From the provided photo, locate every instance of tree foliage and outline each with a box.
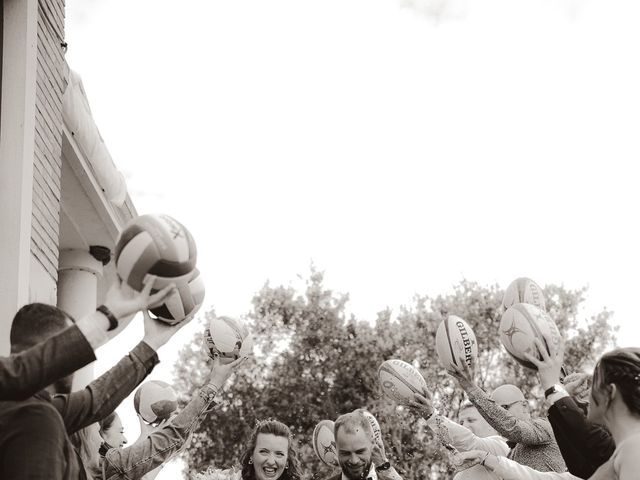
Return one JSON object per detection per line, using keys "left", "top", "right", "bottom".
{"left": 173, "top": 271, "right": 617, "bottom": 479}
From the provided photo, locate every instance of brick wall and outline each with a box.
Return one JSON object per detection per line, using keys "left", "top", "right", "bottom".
{"left": 30, "top": 0, "right": 67, "bottom": 281}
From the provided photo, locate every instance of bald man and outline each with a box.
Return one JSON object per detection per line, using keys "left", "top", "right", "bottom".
{"left": 449, "top": 365, "right": 566, "bottom": 473}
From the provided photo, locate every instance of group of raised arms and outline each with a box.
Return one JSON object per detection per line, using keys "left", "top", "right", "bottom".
{"left": 0, "top": 273, "right": 639, "bottom": 480}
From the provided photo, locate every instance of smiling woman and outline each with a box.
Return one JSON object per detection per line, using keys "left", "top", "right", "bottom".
{"left": 238, "top": 420, "right": 303, "bottom": 480}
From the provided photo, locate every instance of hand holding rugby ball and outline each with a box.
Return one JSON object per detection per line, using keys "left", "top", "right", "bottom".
{"left": 378, "top": 359, "right": 428, "bottom": 406}
{"left": 435, "top": 315, "right": 478, "bottom": 372}
{"left": 500, "top": 303, "right": 561, "bottom": 370}
{"left": 203, "top": 316, "right": 254, "bottom": 364}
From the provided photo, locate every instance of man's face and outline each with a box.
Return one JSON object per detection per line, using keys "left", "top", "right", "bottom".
{"left": 502, "top": 400, "right": 530, "bottom": 421}
{"left": 336, "top": 427, "right": 373, "bottom": 480}
{"left": 459, "top": 406, "right": 496, "bottom": 438}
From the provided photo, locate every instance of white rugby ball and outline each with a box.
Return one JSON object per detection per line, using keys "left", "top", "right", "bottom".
{"left": 500, "top": 303, "right": 561, "bottom": 370}
{"left": 435, "top": 315, "right": 478, "bottom": 371}
{"left": 312, "top": 420, "right": 339, "bottom": 467}
{"left": 378, "top": 359, "right": 428, "bottom": 405}
{"left": 360, "top": 410, "right": 382, "bottom": 447}
{"left": 502, "top": 277, "right": 546, "bottom": 312}
{"left": 203, "top": 316, "right": 253, "bottom": 364}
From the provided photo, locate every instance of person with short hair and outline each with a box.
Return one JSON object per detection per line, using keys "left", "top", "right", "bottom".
{"left": 0, "top": 278, "right": 184, "bottom": 480}
{"left": 322, "top": 410, "right": 402, "bottom": 480}
{"left": 0, "top": 278, "right": 173, "bottom": 400}
{"left": 454, "top": 347, "right": 640, "bottom": 480}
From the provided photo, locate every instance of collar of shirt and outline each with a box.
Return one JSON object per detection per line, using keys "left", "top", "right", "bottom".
{"left": 341, "top": 464, "right": 377, "bottom": 480}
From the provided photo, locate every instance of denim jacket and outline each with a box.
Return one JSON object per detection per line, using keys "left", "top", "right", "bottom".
{"left": 101, "top": 384, "right": 220, "bottom": 480}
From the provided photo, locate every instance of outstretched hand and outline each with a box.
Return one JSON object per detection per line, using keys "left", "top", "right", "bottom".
{"left": 104, "top": 276, "right": 176, "bottom": 322}
{"left": 208, "top": 355, "right": 247, "bottom": 390}
{"left": 407, "top": 389, "right": 435, "bottom": 420}
{"left": 447, "top": 357, "right": 476, "bottom": 391}
{"left": 564, "top": 372, "right": 591, "bottom": 401}
{"left": 523, "top": 336, "right": 564, "bottom": 390}
{"left": 135, "top": 413, "right": 174, "bottom": 443}
{"left": 452, "top": 450, "right": 489, "bottom": 470}
{"left": 371, "top": 438, "right": 388, "bottom": 467}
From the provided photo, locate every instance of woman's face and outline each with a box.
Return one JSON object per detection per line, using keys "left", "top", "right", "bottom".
{"left": 101, "top": 414, "right": 127, "bottom": 448}
{"left": 251, "top": 433, "right": 289, "bottom": 480}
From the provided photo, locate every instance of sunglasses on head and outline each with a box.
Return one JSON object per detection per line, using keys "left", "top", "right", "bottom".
{"left": 500, "top": 400, "right": 527, "bottom": 410}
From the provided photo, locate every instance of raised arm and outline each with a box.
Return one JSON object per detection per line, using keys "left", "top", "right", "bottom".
{"left": 54, "top": 304, "right": 192, "bottom": 434}
{"left": 407, "top": 392, "right": 509, "bottom": 455}
{"left": 0, "top": 325, "right": 94, "bottom": 401}
{"left": 102, "top": 357, "right": 245, "bottom": 480}
{"left": 426, "top": 414, "right": 509, "bottom": 455}
{"left": 0, "top": 278, "right": 174, "bottom": 401}
{"left": 447, "top": 357, "right": 554, "bottom": 446}
{"left": 464, "top": 385, "right": 554, "bottom": 445}
{"left": 455, "top": 451, "right": 579, "bottom": 480}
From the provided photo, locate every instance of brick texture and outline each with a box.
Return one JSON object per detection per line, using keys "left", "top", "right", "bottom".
{"left": 31, "top": 0, "right": 67, "bottom": 281}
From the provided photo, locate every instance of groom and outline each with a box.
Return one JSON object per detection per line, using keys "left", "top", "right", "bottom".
{"left": 323, "top": 410, "right": 402, "bottom": 480}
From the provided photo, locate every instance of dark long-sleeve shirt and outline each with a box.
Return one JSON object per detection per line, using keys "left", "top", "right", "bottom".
{"left": 547, "top": 396, "right": 615, "bottom": 478}
{"left": 0, "top": 341, "right": 158, "bottom": 480}
{"left": 51, "top": 341, "right": 159, "bottom": 434}
{"left": 0, "top": 325, "right": 95, "bottom": 401}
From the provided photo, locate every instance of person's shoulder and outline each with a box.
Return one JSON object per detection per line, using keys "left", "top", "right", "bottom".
{"left": 532, "top": 416, "right": 553, "bottom": 429}
{"left": 615, "top": 432, "right": 640, "bottom": 457}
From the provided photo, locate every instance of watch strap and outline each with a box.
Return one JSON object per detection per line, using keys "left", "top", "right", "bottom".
{"left": 97, "top": 304, "right": 119, "bottom": 331}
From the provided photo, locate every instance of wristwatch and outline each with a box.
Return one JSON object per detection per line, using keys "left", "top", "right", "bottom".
{"left": 544, "top": 384, "right": 567, "bottom": 398}
{"left": 375, "top": 461, "right": 391, "bottom": 472}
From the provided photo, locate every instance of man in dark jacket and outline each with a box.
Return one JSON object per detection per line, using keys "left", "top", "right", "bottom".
{"left": 525, "top": 336, "right": 616, "bottom": 478}
{"left": 0, "top": 278, "right": 179, "bottom": 479}
{"left": 0, "top": 278, "right": 174, "bottom": 400}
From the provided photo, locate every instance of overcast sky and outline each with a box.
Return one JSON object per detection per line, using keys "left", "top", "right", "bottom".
{"left": 65, "top": 0, "right": 640, "bottom": 477}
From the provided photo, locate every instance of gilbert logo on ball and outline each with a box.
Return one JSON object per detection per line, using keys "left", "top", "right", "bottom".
{"left": 134, "top": 380, "right": 178, "bottom": 424}
{"left": 312, "top": 420, "right": 339, "bottom": 467}
{"left": 500, "top": 303, "right": 561, "bottom": 370}
{"left": 378, "top": 359, "right": 428, "bottom": 405}
{"left": 502, "top": 277, "right": 546, "bottom": 312}
{"left": 203, "top": 316, "right": 254, "bottom": 364}
{"left": 148, "top": 268, "right": 205, "bottom": 325}
{"left": 115, "top": 214, "right": 197, "bottom": 292}
{"left": 435, "top": 315, "right": 478, "bottom": 371}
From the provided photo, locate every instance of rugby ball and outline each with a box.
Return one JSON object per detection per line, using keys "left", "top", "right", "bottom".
{"left": 502, "top": 277, "right": 546, "bottom": 312}
{"left": 378, "top": 359, "right": 428, "bottom": 405}
{"left": 115, "top": 214, "right": 197, "bottom": 292}
{"left": 312, "top": 420, "right": 339, "bottom": 467}
{"left": 134, "top": 380, "right": 178, "bottom": 424}
{"left": 435, "top": 315, "right": 478, "bottom": 371}
{"left": 360, "top": 410, "right": 382, "bottom": 447}
{"left": 500, "top": 303, "right": 561, "bottom": 370}
{"left": 203, "top": 316, "right": 253, "bottom": 364}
